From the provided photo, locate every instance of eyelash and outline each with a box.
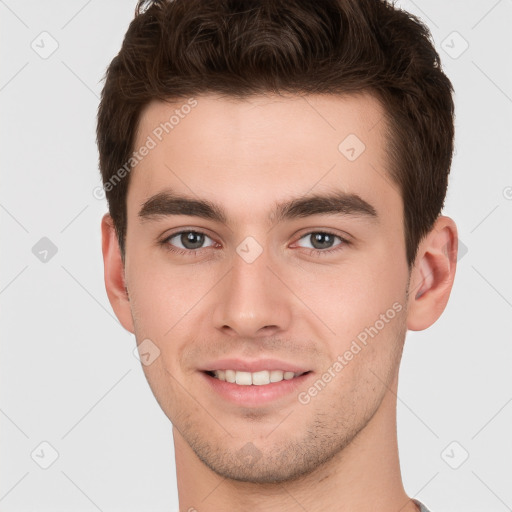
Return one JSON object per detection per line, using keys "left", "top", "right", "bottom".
{"left": 159, "top": 229, "right": 350, "bottom": 258}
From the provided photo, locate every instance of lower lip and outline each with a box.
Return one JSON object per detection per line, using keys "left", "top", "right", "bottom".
{"left": 201, "top": 371, "right": 313, "bottom": 407}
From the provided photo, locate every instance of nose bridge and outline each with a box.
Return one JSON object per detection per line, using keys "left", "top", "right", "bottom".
{"left": 212, "top": 237, "right": 292, "bottom": 337}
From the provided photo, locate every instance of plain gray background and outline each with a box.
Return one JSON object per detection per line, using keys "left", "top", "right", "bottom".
{"left": 1, "top": 1, "right": 511, "bottom": 510}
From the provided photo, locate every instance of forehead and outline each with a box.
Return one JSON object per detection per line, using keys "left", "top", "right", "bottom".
{"left": 128, "top": 92, "right": 400, "bottom": 225}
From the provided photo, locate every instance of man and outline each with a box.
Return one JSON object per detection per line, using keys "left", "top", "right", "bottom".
{"left": 97, "top": 1, "right": 458, "bottom": 510}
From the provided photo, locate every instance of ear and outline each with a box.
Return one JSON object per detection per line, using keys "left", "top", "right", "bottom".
{"left": 101, "top": 213, "right": 134, "bottom": 333}
{"left": 406, "top": 215, "right": 458, "bottom": 331}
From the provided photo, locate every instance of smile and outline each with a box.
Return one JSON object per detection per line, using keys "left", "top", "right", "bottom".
{"left": 206, "top": 369, "right": 309, "bottom": 385}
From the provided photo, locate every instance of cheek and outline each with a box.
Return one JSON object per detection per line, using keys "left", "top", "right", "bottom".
{"left": 125, "top": 267, "right": 179, "bottom": 347}
{"left": 294, "top": 260, "right": 407, "bottom": 355}
{"left": 126, "top": 257, "right": 219, "bottom": 366}
{"left": 128, "top": 254, "right": 207, "bottom": 322}
{"left": 294, "top": 264, "right": 385, "bottom": 321}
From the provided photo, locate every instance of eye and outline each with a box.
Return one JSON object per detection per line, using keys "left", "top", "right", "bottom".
{"left": 295, "top": 231, "right": 347, "bottom": 254}
{"left": 163, "top": 230, "right": 216, "bottom": 252}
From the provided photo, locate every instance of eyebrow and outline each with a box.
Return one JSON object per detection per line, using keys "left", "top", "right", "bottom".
{"left": 138, "top": 189, "right": 378, "bottom": 225}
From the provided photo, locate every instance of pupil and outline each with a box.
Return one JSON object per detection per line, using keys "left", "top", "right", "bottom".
{"left": 312, "top": 233, "right": 333, "bottom": 250}
{"left": 182, "top": 231, "right": 204, "bottom": 249}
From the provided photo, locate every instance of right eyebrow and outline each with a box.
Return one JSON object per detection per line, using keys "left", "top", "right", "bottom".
{"left": 138, "top": 191, "right": 227, "bottom": 224}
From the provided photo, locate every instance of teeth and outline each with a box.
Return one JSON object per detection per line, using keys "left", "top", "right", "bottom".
{"left": 270, "top": 370, "right": 284, "bottom": 382}
{"left": 252, "top": 370, "right": 270, "bottom": 386}
{"left": 211, "top": 369, "right": 304, "bottom": 385}
{"left": 235, "top": 371, "right": 252, "bottom": 385}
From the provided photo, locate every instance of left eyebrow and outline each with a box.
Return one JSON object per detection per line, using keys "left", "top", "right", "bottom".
{"left": 138, "top": 189, "right": 378, "bottom": 225}
{"left": 271, "top": 191, "right": 378, "bottom": 224}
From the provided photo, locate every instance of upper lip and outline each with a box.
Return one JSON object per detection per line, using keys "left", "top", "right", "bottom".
{"left": 201, "top": 358, "right": 310, "bottom": 374}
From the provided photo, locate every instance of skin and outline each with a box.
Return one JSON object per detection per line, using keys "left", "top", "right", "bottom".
{"left": 101, "top": 93, "right": 458, "bottom": 512}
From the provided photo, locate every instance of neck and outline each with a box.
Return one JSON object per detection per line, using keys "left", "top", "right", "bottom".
{"left": 173, "top": 371, "right": 418, "bottom": 512}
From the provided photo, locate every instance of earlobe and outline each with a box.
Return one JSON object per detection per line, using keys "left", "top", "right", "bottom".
{"left": 406, "top": 216, "right": 458, "bottom": 331}
{"left": 101, "top": 213, "right": 135, "bottom": 333}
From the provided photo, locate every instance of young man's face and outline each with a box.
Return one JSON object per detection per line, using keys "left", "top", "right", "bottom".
{"left": 109, "top": 93, "right": 415, "bottom": 482}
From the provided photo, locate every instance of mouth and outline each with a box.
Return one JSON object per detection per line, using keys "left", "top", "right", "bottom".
{"left": 201, "top": 368, "right": 314, "bottom": 407}
{"left": 204, "top": 369, "right": 311, "bottom": 386}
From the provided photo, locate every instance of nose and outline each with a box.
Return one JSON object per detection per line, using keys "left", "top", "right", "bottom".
{"left": 212, "top": 245, "right": 293, "bottom": 339}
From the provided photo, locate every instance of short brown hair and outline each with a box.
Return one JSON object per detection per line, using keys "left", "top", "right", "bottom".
{"left": 96, "top": 0, "right": 454, "bottom": 266}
